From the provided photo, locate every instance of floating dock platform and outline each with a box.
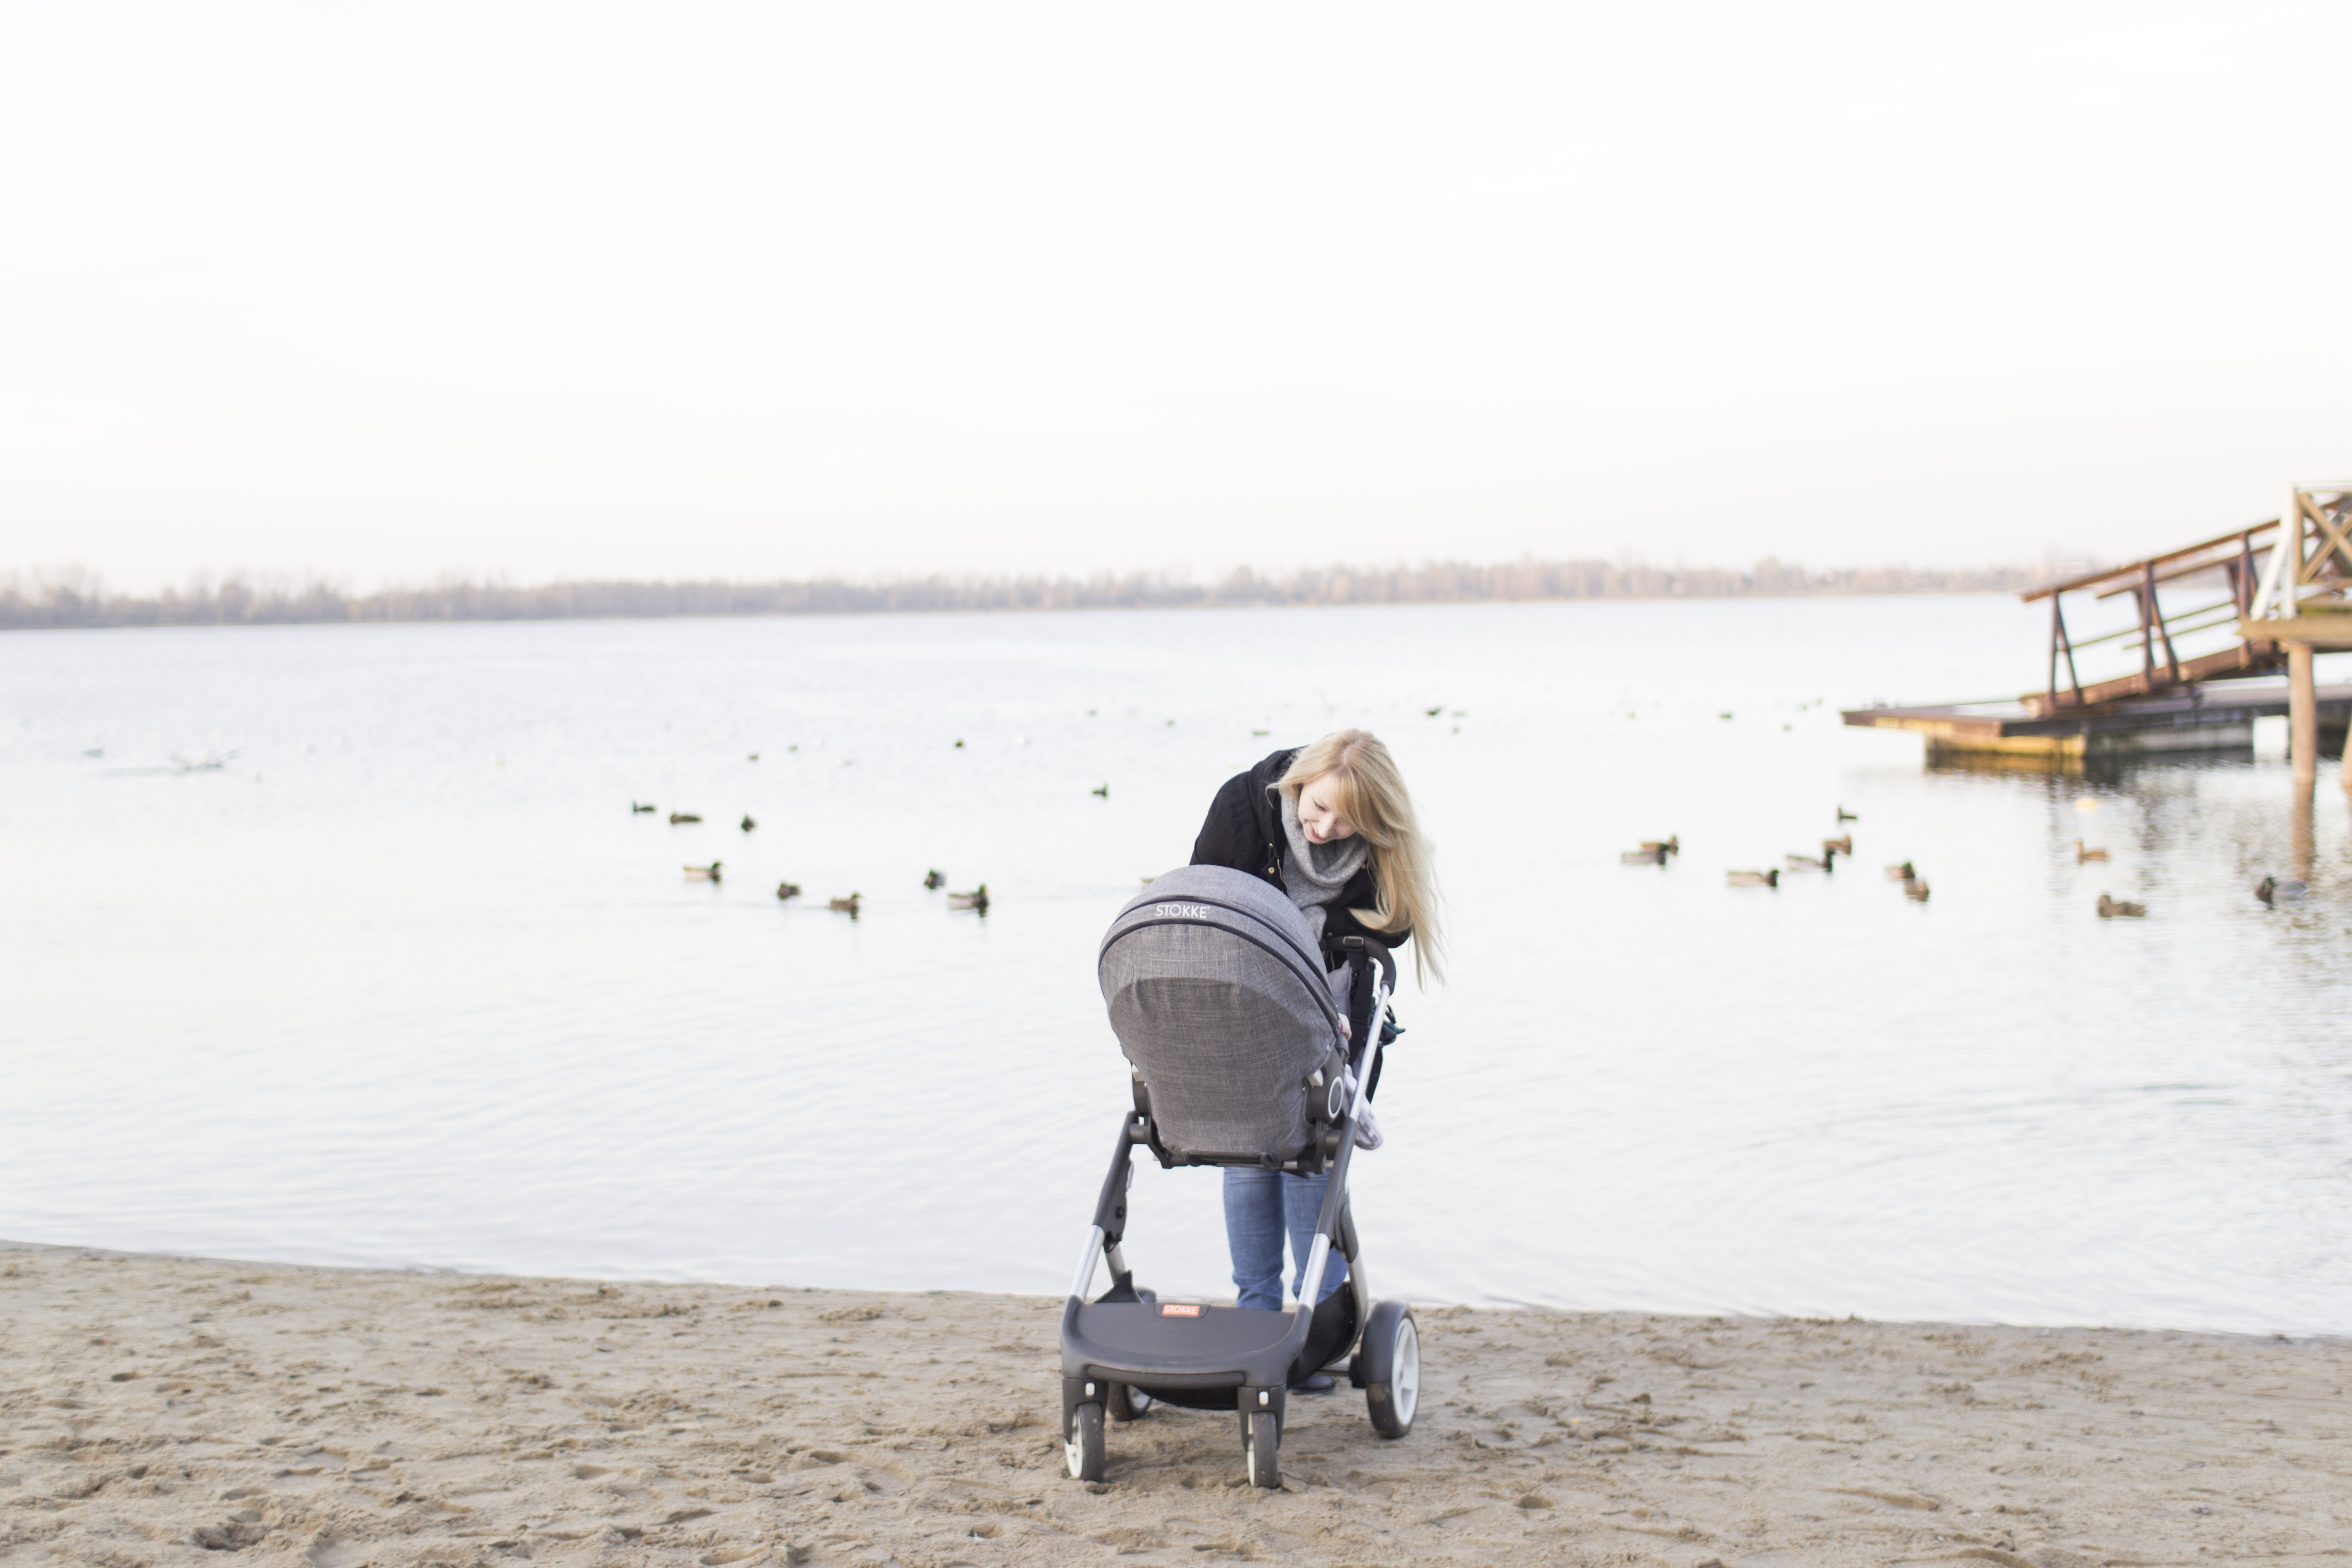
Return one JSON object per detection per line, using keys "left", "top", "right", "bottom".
{"left": 1844, "top": 680, "right": 2352, "bottom": 764}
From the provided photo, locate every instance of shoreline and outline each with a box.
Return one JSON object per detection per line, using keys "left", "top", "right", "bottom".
{"left": 4, "top": 1242, "right": 2344, "bottom": 1567}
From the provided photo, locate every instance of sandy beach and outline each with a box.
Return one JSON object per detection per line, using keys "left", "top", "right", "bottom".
{"left": 3, "top": 1244, "right": 2344, "bottom": 1568}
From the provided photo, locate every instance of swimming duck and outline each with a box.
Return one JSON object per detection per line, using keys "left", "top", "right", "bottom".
{"left": 1905, "top": 878, "right": 1930, "bottom": 902}
{"left": 1885, "top": 861, "right": 1916, "bottom": 881}
{"left": 829, "top": 893, "right": 862, "bottom": 915}
{"left": 1091, "top": 783, "right": 1109, "bottom": 799}
{"left": 1728, "top": 869, "right": 1779, "bottom": 887}
{"left": 2096, "top": 894, "right": 2145, "bottom": 918}
{"left": 2076, "top": 840, "right": 2109, "bottom": 863}
{"left": 1622, "top": 847, "right": 1667, "bottom": 865}
{"left": 1837, "top": 805, "right": 1859, "bottom": 822}
{"left": 631, "top": 801, "right": 656, "bottom": 813}
{"left": 684, "top": 862, "right": 722, "bottom": 882}
{"left": 1426, "top": 706, "right": 1443, "bottom": 717}
{"left": 1639, "top": 836, "right": 1681, "bottom": 856}
{"left": 776, "top": 881, "right": 802, "bottom": 901}
{"left": 1785, "top": 852, "right": 1833, "bottom": 871}
{"left": 740, "top": 814, "right": 757, "bottom": 832}
{"left": 2254, "top": 876, "right": 2308, "bottom": 906}
{"left": 947, "top": 884, "right": 990, "bottom": 911}
{"left": 1823, "top": 834, "right": 1852, "bottom": 856}
{"left": 748, "top": 752, "right": 759, "bottom": 762}
{"left": 669, "top": 811, "right": 701, "bottom": 825}
{"left": 923, "top": 869, "right": 946, "bottom": 890}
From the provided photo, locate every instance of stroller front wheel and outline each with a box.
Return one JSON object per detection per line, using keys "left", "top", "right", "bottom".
{"left": 1106, "top": 1382, "right": 1152, "bottom": 1422}
{"left": 1244, "top": 1410, "right": 1281, "bottom": 1489}
{"left": 1065, "top": 1402, "right": 1106, "bottom": 1482}
{"left": 1357, "top": 1302, "right": 1420, "bottom": 1438}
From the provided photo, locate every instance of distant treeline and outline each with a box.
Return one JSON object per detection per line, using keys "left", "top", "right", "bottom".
{"left": 0, "top": 558, "right": 2049, "bottom": 631}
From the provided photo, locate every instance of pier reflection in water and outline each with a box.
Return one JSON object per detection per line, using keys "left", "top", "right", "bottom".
{"left": 0, "top": 598, "right": 2347, "bottom": 1334}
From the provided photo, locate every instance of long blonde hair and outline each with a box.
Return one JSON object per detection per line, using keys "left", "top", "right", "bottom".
{"left": 1278, "top": 730, "right": 1446, "bottom": 987}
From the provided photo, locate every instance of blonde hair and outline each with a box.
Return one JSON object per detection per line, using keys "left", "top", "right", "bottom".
{"left": 1278, "top": 730, "right": 1446, "bottom": 987}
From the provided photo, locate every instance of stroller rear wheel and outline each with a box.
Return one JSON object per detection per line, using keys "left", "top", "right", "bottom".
{"left": 1064, "top": 1402, "right": 1105, "bottom": 1481}
{"left": 1355, "top": 1302, "right": 1420, "bottom": 1438}
{"left": 1105, "top": 1382, "right": 1153, "bottom": 1422}
{"left": 1243, "top": 1410, "right": 1281, "bottom": 1489}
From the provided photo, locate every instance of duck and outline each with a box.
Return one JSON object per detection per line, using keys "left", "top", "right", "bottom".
{"left": 1091, "top": 783, "right": 1110, "bottom": 799}
{"left": 684, "top": 862, "right": 723, "bottom": 882}
{"left": 1425, "top": 706, "right": 1444, "bottom": 717}
{"left": 776, "top": 881, "right": 802, "bottom": 901}
{"left": 1785, "top": 852, "right": 1833, "bottom": 871}
{"left": 1622, "top": 846, "right": 1667, "bottom": 865}
{"left": 947, "top": 884, "right": 990, "bottom": 911}
{"left": 923, "top": 869, "right": 946, "bottom": 890}
{"left": 2096, "top": 894, "right": 2146, "bottom": 918}
{"left": 748, "top": 752, "right": 760, "bottom": 762}
{"left": 631, "top": 801, "right": 656, "bottom": 813}
{"left": 1905, "top": 878, "right": 1930, "bottom": 902}
{"left": 669, "top": 811, "right": 701, "bottom": 825}
{"left": 1639, "top": 836, "right": 1681, "bottom": 856}
{"left": 2076, "top": 840, "right": 2110, "bottom": 863}
{"left": 1837, "top": 805, "right": 1860, "bottom": 822}
{"left": 1885, "top": 861, "right": 1916, "bottom": 881}
{"left": 2254, "top": 876, "right": 2308, "bottom": 906}
{"left": 829, "top": 893, "right": 862, "bottom": 915}
{"left": 1823, "top": 834, "right": 1852, "bottom": 856}
{"left": 740, "top": 814, "right": 757, "bottom": 833}
{"left": 1728, "top": 869, "right": 1779, "bottom": 887}
{"left": 953, "top": 739, "right": 965, "bottom": 749}
{"left": 1251, "top": 728, "right": 1270, "bottom": 736}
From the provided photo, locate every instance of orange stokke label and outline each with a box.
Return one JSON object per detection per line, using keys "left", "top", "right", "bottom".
{"left": 1159, "top": 1303, "right": 1202, "bottom": 1317}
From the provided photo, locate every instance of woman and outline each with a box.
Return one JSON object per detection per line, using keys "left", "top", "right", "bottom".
{"left": 1190, "top": 729, "right": 1444, "bottom": 1353}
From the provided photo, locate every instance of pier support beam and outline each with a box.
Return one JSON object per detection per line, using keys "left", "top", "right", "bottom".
{"left": 2288, "top": 643, "right": 2317, "bottom": 784}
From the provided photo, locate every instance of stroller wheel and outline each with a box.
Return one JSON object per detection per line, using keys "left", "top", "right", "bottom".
{"left": 1356, "top": 1302, "right": 1420, "bottom": 1438}
{"left": 1105, "top": 1382, "right": 1153, "bottom": 1422}
{"left": 1244, "top": 1409, "right": 1281, "bottom": 1489}
{"left": 1064, "top": 1402, "right": 1106, "bottom": 1482}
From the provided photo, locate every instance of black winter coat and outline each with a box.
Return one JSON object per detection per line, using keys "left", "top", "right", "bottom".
{"left": 1189, "top": 747, "right": 1410, "bottom": 965}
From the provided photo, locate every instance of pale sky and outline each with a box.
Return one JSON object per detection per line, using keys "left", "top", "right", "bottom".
{"left": 5, "top": 1, "right": 2350, "bottom": 593}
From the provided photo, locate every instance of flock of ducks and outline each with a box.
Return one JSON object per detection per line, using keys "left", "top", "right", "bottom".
{"left": 1623, "top": 808, "right": 1927, "bottom": 899}
{"left": 1627, "top": 814, "right": 2308, "bottom": 921}
{"left": 642, "top": 804, "right": 989, "bottom": 919}
{"left": 1618, "top": 805, "right": 2203, "bottom": 913}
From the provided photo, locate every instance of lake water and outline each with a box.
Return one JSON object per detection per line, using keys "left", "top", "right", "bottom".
{"left": 4, "top": 598, "right": 2348, "bottom": 1336}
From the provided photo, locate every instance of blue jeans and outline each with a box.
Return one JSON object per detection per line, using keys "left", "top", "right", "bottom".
{"left": 1223, "top": 1167, "right": 1350, "bottom": 1310}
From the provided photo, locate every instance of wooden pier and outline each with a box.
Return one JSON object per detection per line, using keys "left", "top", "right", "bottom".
{"left": 1844, "top": 484, "right": 2352, "bottom": 777}
{"left": 1846, "top": 682, "right": 2352, "bottom": 765}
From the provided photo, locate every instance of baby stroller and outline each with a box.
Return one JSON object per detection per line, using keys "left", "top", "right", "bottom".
{"left": 1058, "top": 864, "right": 1421, "bottom": 1489}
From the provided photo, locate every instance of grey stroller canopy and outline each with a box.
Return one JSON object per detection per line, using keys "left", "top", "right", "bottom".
{"left": 1097, "top": 865, "right": 1352, "bottom": 1168}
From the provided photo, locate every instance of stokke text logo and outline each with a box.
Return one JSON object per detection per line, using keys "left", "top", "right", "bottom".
{"left": 1160, "top": 904, "right": 1217, "bottom": 920}
{"left": 1159, "top": 1303, "right": 1202, "bottom": 1317}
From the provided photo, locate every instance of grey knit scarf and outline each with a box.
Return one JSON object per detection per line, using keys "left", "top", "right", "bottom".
{"left": 1278, "top": 788, "right": 1371, "bottom": 940}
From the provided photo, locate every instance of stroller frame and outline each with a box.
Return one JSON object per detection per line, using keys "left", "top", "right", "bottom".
{"left": 1059, "top": 931, "right": 1421, "bottom": 1489}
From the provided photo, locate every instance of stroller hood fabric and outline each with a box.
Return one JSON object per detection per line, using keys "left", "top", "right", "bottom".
{"left": 1098, "top": 865, "right": 1347, "bottom": 1162}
